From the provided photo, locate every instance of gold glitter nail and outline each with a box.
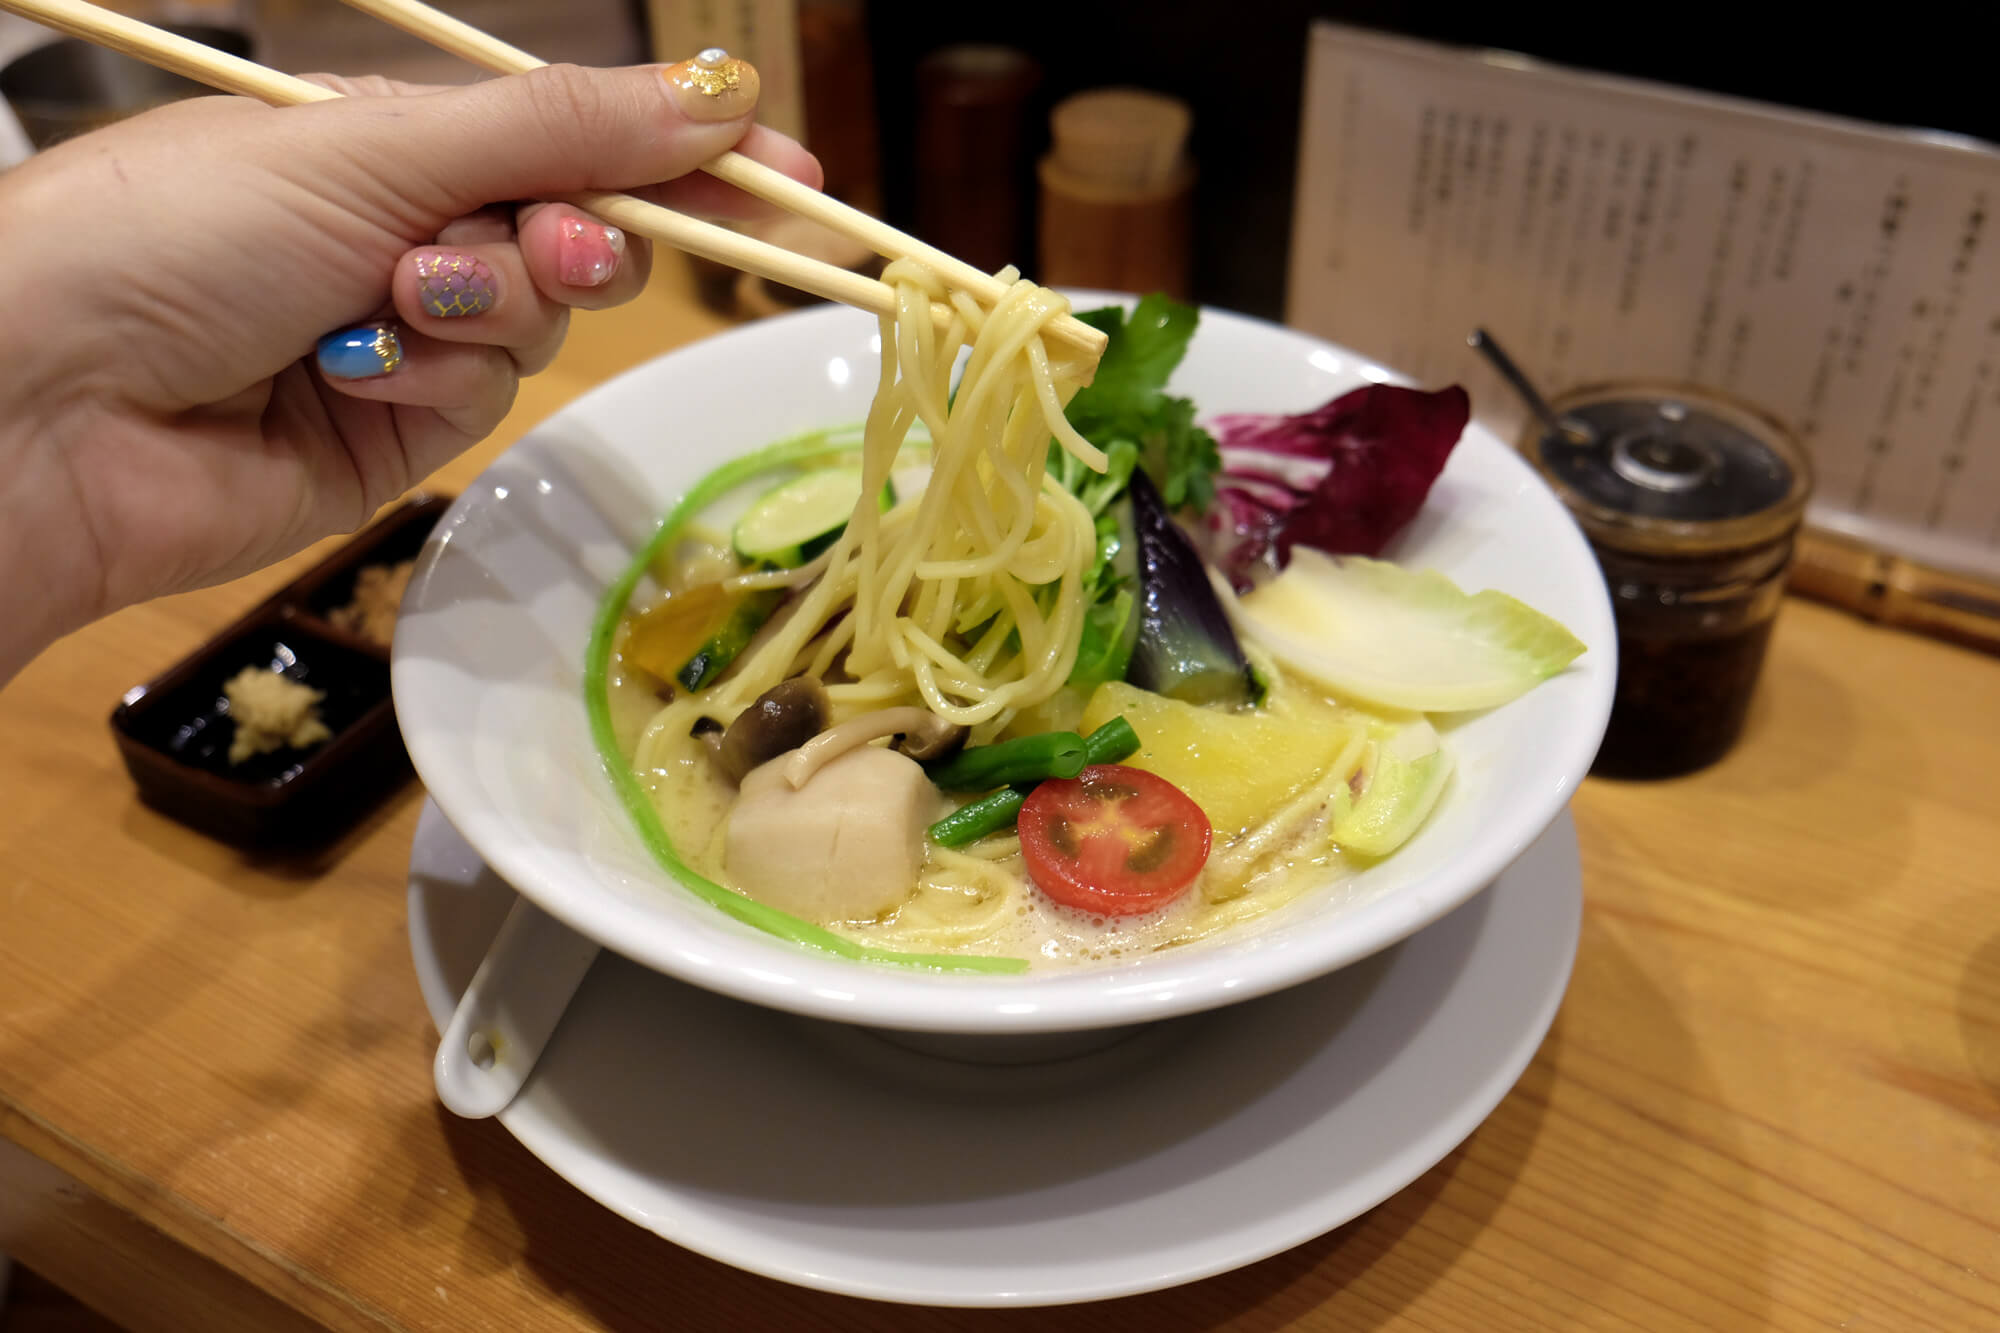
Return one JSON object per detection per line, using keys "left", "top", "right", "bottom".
{"left": 373, "top": 326, "right": 403, "bottom": 374}
{"left": 681, "top": 60, "right": 743, "bottom": 96}
{"left": 663, "top": 51, "right": 759, "bottom": 117}
{"left": 416, "top": 250, "right": 497, "bottom": 319}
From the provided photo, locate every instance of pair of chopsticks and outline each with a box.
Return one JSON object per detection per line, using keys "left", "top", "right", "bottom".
{"left": 0, "top": 0, "right": 1109, "bottom": 361}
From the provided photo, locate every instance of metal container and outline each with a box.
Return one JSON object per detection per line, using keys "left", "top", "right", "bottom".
{"left": 0, "top": 26, "right": 251, "bottom": 151}
{"left": 1522, "top": 381, "right": 1813, "bottom": 779}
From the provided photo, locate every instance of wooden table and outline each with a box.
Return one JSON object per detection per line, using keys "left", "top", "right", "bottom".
{"left": 3, "top": 262, "right": 1996, "bottom": 1332}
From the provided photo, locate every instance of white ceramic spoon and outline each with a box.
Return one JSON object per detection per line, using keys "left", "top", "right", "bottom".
{"left": 433, "top": 897, "right": 600, "bottom": 1119}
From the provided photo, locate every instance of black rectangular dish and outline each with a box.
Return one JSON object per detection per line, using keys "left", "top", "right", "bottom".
{"left": 110, "top": 493, "right": 451, "bottom": 848}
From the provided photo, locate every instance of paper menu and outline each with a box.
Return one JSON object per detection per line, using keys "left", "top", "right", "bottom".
{"left": 1287, "top": 22, "right": 2000, "bottom": 578}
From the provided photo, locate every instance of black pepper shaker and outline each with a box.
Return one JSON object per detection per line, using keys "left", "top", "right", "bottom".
{"left": 1522, "top": 382, "right": 1813, "bottom": 779}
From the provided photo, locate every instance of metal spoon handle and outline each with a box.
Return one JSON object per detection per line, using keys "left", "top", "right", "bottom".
{"left": 1467, "top": 328, "right": 1591, "bottom": 444}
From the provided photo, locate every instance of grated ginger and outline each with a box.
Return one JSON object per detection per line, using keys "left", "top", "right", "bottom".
{"left": 223, "top": 667, "right": 332, "bottom": 765}
{"left": 328, "top": 560, "right": 415, "bottom": 647}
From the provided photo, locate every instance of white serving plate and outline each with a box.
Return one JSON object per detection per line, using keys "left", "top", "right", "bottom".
{"left": 408, "top": 799, "right": 1582, "bottom": 1305}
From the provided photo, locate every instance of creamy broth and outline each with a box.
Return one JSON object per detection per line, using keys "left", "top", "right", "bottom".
{"left": 609, "top": 633, "right": 1373, "bottom": 967}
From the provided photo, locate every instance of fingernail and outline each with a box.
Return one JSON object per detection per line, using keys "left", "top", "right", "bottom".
{"left": 559, "top": 217, "right": 626, "bottom": 288}
{"left": 415, "top": 250, "right": 496, "bottom": 318}
{"left": 662, "top": 48, "right": 759, "bottom": 121}
{"left": 317, "top": 323, "right": 403, "bottom": 379}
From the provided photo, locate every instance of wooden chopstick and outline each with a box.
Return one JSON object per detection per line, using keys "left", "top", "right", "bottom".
{"left": 0, "top": 0, "right": 1031, "bottom": 347}
{"left": 0, "top": 0, "right": 339, "bottom": 108}
{"left": 333, "top": 0, "right": 1109, "bottom": 361}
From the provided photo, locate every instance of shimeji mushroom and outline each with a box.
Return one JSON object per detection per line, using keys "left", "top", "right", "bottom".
{"left": 717, "top": 677, "right": 831, "bottom": 781}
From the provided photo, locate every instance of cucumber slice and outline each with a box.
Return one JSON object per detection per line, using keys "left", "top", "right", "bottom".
{"left": 676, "top": 588, "right": 784, "bottom": 692}
{"left": 733, "top": 467, "right": 891, "bottom": 567}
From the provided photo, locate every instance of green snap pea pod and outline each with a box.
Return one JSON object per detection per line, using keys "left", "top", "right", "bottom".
{"left": 927, "top": 716, "right": 1142, "bottom": 847}
{"left": 924, "top": 731, "right": 1088, "bottom": 791}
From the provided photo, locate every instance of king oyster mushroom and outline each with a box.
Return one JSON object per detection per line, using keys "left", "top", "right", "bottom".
{"left": 723, "top": 705, "right": 957, "bottom": 923}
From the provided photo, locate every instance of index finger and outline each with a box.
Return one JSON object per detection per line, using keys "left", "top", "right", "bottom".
{"left": 589, "top": 124, "right": 825, "bottom": 222}
{"left": 296, "top": 72, "right": 458, "bottom": 98}
{"left": 302, "top": 73, "right": 823, "bottom": 223}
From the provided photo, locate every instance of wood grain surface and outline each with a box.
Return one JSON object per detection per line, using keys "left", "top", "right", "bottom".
{"left": 1, "top": 261, "right": 1995, "bottom": 1332}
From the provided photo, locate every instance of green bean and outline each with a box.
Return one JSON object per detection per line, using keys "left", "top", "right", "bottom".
{"left": 926, "top": 716, "right": 1142, "bottom": 846}
{"left": 1079, "top": 715, "right": 1140, "bottom": 766}
{"left": 924, "top": 731, "right": 1088, "bottom": 790}
{"left": 927, "top": 788, "right": 1028, "bottom": 848}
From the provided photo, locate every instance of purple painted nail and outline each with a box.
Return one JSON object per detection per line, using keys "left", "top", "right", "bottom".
{"left": 415, "top": 251, "right": 496, "bottom": 318}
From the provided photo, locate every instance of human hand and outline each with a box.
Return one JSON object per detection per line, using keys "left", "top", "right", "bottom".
{"left": 0, "top": 57, "right": 818, "bottom": 681}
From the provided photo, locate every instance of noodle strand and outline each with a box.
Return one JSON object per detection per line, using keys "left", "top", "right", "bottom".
{"left": 706, "top": 262, "right": 1100, "bottom": 725}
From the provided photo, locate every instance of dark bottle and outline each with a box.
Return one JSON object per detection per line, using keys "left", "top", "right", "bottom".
{"left": 1522, "top": 383, "right": 1813, "bottom": 780}
{"left": 913, "top": 45, "right": 1042, "bottom": 277}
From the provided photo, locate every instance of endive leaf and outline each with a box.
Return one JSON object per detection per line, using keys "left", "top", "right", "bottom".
{"left": 1224, "top": 550, "right": 1584, "bottom": 712}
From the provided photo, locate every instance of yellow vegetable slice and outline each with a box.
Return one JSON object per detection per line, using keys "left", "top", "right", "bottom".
{"left": 1080, "top": 676, "right": 1359, "bottom": 840}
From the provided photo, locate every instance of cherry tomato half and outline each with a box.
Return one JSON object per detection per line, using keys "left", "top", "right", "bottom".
{"left": 1018, "top": 764, "right": 1212, "bottom": 916}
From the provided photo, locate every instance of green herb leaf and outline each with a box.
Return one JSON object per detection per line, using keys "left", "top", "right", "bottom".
{"left": 1052, "top": 295, "right": 1221, "bottom": 690}
{"left": 1076, "top": 439, "right": 1138, "bottom": 518}
{"left": 1140, "top": 395, "right": 1222, "bottom": 513}
{"left": 1067, "top": 293, "right": 1201, "bottom": 432}
{"left": 1068, "top": 586, "right": 1136, "bottom": 690}
{"left": 1059, "top": 294, "right": 1219, "bottom": 519}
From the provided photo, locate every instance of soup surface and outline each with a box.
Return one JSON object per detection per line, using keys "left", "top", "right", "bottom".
{"left": 608, "top": 612, "right": 1386, "bottom": 967}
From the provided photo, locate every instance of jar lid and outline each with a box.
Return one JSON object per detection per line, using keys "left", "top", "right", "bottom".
{"left": 1522, "top": 380, "right": 1813, "bottom": 556}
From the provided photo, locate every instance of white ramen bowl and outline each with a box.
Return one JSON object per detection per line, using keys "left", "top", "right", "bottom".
{"left": 393, "top": 297, "right": 1616, "bottom": 1035}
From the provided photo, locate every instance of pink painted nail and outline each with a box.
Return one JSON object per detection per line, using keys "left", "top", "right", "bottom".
{"left": 415, "top": 250, "right": 496, "bottom": 318}
{"left": 558, "top": 218, "right": 625, "bottom": 288}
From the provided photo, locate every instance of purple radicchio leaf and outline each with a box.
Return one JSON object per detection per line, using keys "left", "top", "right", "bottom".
{"left": 1208, "top": 382, "right": 1471, "bottom": 589}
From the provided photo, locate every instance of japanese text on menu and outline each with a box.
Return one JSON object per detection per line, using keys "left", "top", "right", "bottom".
{"left": 1288, "top": 23, "right": 1999, "bottom": 576}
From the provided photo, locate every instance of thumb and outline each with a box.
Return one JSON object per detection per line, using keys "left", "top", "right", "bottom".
{"left": 325, "top": 57, "right": 767, "bottom": 226}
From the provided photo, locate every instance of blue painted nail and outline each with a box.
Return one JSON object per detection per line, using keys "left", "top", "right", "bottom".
{"left": 316, "top": 323, "right": 404, "bottom": 379}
